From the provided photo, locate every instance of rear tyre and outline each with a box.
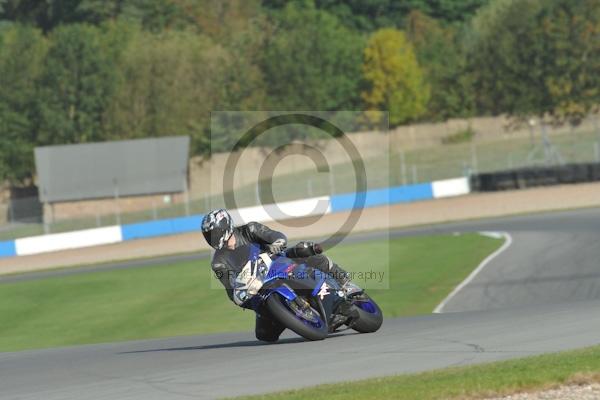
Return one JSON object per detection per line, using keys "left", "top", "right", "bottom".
{"left": 266, "top": 294, "right": 328, "bottom": 341}
{"left": 349, "top": 294, "right": 383, "bottom": 333}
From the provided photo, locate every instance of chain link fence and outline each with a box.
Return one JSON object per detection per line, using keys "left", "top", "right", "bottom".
{"left": 1, "top": 121, "right": 599, "bottom": 241}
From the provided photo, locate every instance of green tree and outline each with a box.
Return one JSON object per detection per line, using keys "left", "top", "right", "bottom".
{"left": 406, "top": 10, "right": 474, "bottom": 120}
{"left": 0, "top": 0, "right": 81, "bottom": 32}
{"left": 263, "top": 0, "right": 492, "bottom": 30}
{"left": 104, "top": 29, "right": 231, "bottom": 154}
{"left": 0, "top": 0, "right": 193, "bottom": 32}
{"left": 362, "top": 28, "right": 429, "bottom": 126}
{"left": 185, "top": 0, "right": 268, "bottom": 111}
{"left": 537, "top": 0, "right": 600, "bottom": 124}
{"left": 36, "top": 23, "right": 125, "bottom": 146}
{"left": 0, "top": 24, "right": 46, "bottom": 183}
{"left": 468, "top": 0, "right": 600, "bottom": 124}
{"left": 261, "top": 2, "right": 364, "bottom": 110}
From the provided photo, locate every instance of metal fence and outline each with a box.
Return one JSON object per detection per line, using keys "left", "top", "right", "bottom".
{"left": 1, "top": 122, "right": 599, "bottom": 241}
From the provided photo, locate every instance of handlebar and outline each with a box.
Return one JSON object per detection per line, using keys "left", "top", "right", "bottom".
{"left": 284, "top": 241, "right": 323, "bottom": 258}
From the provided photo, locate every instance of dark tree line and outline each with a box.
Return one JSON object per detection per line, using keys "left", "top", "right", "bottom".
{"left": 0, "top": 0, "right": 598, "bottom": 184}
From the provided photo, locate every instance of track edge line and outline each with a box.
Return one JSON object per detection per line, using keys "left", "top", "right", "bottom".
{"left": 432, "top": 231, "right": 513, "bottom": 314}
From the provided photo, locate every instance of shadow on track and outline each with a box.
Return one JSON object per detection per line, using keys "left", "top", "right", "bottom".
{"left": 119, "top": 332, "right": 357, "bottom": 355}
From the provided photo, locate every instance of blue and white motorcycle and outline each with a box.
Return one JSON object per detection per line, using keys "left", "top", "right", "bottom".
{"left": 233, "top": 243, "right": 383, "bottom": 341}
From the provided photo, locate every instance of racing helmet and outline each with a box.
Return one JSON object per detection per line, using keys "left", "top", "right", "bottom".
{"left": 201, "top": 209, "right": 234, "bottom": 250}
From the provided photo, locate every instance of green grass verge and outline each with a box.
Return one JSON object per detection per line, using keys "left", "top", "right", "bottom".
{"left": 233, "top": 345, "right": 600, "bottom": 400}
{"left": 0, "top": 233, "right": 501, "bottom": 352}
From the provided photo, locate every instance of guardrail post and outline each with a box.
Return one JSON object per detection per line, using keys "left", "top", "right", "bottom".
{"left": 113, "top": 179, "right": 121, "bottom": 225}
{"left": 400, "top": 151, "right": 407, "bottom": 185}
{"left": 8, "top": 200, "right": 14, "bottom": 224}
{"left": 471, "top": 143, "right": 479, "bottom": 173}
{"left": 182, "top": 172, "right": 190, "bottom": 216}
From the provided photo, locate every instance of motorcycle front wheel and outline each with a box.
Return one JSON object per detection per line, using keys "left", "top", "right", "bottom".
{"left": 266, "top": 293, "right": 328, "bottom": 341}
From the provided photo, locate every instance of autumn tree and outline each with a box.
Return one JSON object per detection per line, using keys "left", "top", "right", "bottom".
{"left": 362, "top": 28, "right": 429, "bottom": 126}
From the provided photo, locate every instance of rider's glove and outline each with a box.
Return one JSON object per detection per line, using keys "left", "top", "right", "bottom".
{"left": 266, "top": 238, "right": 286, "bottom": 255}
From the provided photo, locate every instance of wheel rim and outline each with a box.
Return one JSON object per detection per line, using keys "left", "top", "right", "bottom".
{"left": 354, "top": 299, "right": 379, "bottom": 315}
{"left": 287, "top": 299, "right": 324, "bottom": 329}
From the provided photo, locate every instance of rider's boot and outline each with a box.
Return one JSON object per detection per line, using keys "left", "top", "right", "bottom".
{"left": 329, "top": 262, "right": 363, "bottom": 297}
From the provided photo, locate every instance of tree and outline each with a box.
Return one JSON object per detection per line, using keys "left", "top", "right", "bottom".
{"left": 263, "top": 0, "right": 492, "bottom": 30}
{"left": 0, "top": 0, "right": 81, "bottom": 32}
{"left": 260, "top": 3, "right": 364, "bottom": 111}
{"left": 361, "top": 28, "right": 429, "bottom": 126}
{"left": 184, "top": 0, "right": 268, "bottom": 112}
{"left": 0, "top": 24, "right": 46, "bottom": 183}
{"left": 406, "top": 10, "right": 474, "bottom": 120}
{"left": 468, "top": 0, "right": 600, "bottom": 124}
{"left": 537, "top": 0, "right": 600, "bottom": 124}
{"left": 103, "top": 29, "right": 231, "bottom": 154}
{"left": 36, "top": 23, "right": 124, "bottom": 146}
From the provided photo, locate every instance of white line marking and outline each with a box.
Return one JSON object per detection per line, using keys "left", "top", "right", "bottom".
{"left": 433, "top": 231, "right": 513, "bottom": 314}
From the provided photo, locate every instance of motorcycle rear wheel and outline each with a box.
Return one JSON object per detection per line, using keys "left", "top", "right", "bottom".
{"left": 266, "top": 294, "right": 328, "bottom": 341}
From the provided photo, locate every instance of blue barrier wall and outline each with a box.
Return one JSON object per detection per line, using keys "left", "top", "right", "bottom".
{"left": 121, "top": 215, "right": 203, "bottom": 241}
{"left": 1, "top": 180, "right": 463, "bottom": 259}
{"left": 330, "top": 183, "right": 433, "bottom": 213}
{"left": 0, "top": 240, "right": 16, "bottom": 258}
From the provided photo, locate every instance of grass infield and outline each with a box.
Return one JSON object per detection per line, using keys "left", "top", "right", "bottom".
{"left": 0, "top": 233, "right": 501, "bottom": 352}
{"left": 233, "top": 345, "right": 600, "bottom": 400}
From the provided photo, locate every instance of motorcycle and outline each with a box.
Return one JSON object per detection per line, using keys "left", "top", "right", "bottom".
{"left": 233, "top": 242, "right": 383, "bottom": 341}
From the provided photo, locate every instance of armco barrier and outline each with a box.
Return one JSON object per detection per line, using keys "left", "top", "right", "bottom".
{"left": 1, "top": 177, "right": 470, "bottom": 259}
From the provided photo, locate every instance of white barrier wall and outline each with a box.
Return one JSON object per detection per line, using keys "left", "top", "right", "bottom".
{"left": 15, "top": 226, "right": 123, "bottom": 256}
{"left": 230, "top": 196, "right": 332, "bottom": 225}
{"left": 432, "top": 177, "right": 470, "bottom": 199}
{"left": 6, "top": 179, "right": 471, "bottom": 258}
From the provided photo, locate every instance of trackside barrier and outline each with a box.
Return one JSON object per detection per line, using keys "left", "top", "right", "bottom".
{"left": 0, "top": 177, "right": 470, "bottom": 259}
{"left": 121, "top": 215, "right": 204, "bottom": 241}
{"left": 330, "top": 183, "right": 435, "bottom": 212}
{"left": 14, "top": 226, "right": 123, "bottom": 256}
{"left": 0, "top": 241, "right": 16, "bottom": 258}
{"left": 470, "top": 163, "right": 600, "bottom": 191}
{"left": 432, "top": 177, "right": 471, "bottom": 198}
{"left": 230, "top": 196, "right": 332, "bottom": 224}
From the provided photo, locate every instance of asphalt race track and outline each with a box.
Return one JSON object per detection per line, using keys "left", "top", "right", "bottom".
{"left": 3, "top": 207, "right": 600, "bottom": 399}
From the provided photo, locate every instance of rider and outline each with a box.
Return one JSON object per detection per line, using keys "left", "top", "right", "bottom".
{"left": 201, "top": 208, "right": 361, "bottom": 342}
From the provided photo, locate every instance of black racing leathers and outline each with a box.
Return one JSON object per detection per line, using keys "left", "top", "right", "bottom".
{"left": 210, "top": 221, "right": 350, "bottom": 341}
{"left": 211, "top": 222, "right": 287, "bottom": 303}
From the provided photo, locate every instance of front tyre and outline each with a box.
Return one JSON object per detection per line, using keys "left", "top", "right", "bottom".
{"left": 350, "top": 293, "right": 383, "bottom": 333}
{"left": 266, "top": 294, "right": 328, "bottom": 341}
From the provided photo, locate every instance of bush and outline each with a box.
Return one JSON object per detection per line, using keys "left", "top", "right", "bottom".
{"left": 442, "top": 126, "right": 476, "bottom": 144}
